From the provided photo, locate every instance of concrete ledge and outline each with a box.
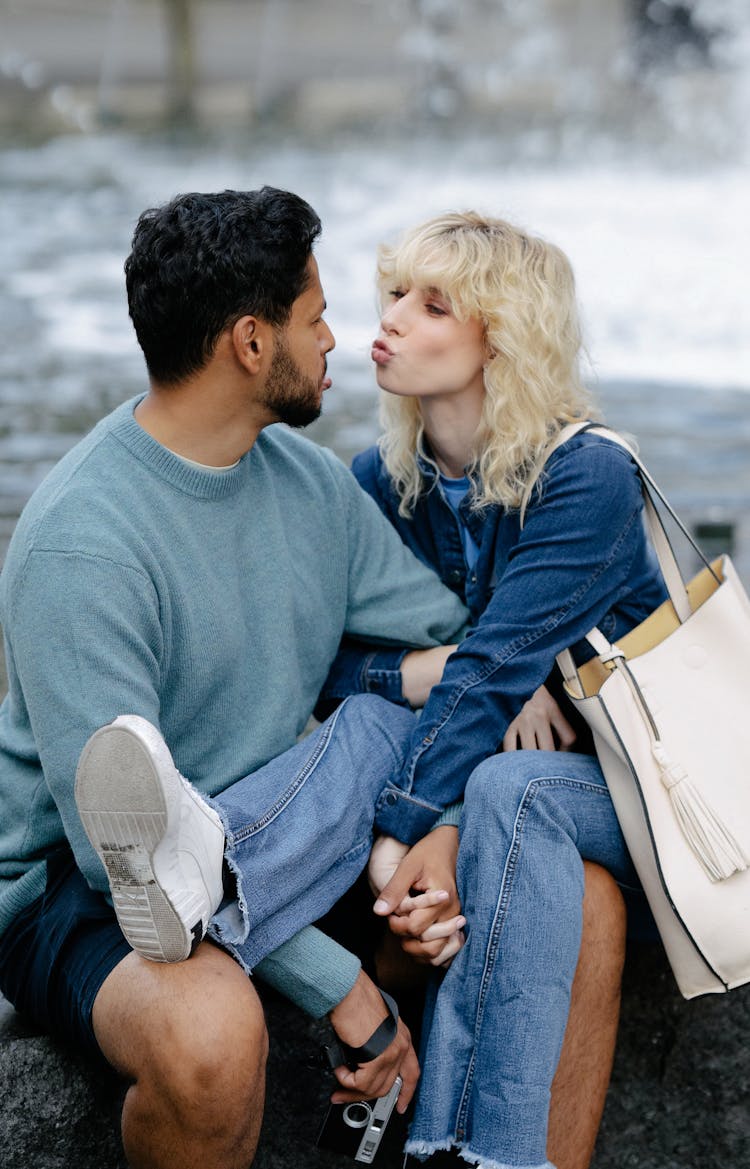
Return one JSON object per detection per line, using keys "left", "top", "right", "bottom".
{"left": 1, "top": 943, "right": 749, "bottom": 1168}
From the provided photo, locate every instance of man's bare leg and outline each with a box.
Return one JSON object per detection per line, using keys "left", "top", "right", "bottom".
{"left": 547, "top": 861, "right": 627, "bottom": 1169}
{"left": 93, "top": 941, "right": 268, "bottom": 1169}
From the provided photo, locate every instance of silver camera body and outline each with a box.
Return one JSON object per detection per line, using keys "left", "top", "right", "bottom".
{"left": 317, "top": 1075, "right": 402, "bottom": 1163}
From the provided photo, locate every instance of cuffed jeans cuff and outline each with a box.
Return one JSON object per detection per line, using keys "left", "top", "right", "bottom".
{"left": 374, "top": 785, "right": 442, "bottom": 842}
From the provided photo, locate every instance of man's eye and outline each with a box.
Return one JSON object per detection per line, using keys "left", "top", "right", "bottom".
{"left": 426, "top": 303, "right": 447, "bottom": 316}
{"left": 388, "top": 289, "right": 405, "bottom": 300}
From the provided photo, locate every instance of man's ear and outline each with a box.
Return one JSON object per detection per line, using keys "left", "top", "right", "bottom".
{"left": 232, "top": 316, "right": 268, "bottom": 374}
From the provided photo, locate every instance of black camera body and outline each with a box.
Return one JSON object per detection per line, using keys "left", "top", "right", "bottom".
{"left": 317, "top": 1075, "right": 402, "bottom": 1163}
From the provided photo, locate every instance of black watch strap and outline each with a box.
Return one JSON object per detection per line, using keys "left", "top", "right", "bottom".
{"left": 323, "top": 989, "right": 399, "bottom": 1072}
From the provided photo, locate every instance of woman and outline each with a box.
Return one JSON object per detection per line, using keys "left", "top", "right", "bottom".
{"left": 321, "top": 212, "right": 666, "bottom": 1169}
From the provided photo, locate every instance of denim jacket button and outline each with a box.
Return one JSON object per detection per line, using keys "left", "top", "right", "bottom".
{"left": 447, "top": 569, "right": 463, "bottom": 585}
{"left": 385, "top": 792, "right": 398, "bottom": 806}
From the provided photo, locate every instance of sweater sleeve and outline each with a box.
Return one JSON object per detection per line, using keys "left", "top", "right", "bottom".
{"left": 8, "top": 548, "right": 166, "bottom": 892}
{"left": 326, "top": 451, "right": 468, "bottom": 650}
{"left": 254, "top": 925, "right": 361, "bottom": 1018}
{"left": 315, "top": 448, "right": 439, "bottom": 713}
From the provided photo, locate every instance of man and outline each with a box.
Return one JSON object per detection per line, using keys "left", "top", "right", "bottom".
{"left": 0, "top": 187, "right": 465, "bottom": 1168}
{"left": 0, "top": 187, "right": 623, "bottom": 1169}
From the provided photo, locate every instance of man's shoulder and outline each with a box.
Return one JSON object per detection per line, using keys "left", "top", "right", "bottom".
{"left": 351, "top": 445, "right": 397, "bottom": 513}
{"left": 3, "top": 401, "right": 141, "bottom": 568}
{"left": 257, "top": 425, "right": 349, "bottom": 488}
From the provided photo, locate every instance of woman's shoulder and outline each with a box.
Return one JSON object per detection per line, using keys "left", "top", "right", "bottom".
{"left": 539, "top": 426, "right": 642, "bottom": 510}
{"left": 547, "top": 426, "right": 638, "bottom": 475}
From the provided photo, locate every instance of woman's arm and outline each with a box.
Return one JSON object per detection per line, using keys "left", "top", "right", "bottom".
{"left": 376, "top": 439, "right": 650, "bottom": 842}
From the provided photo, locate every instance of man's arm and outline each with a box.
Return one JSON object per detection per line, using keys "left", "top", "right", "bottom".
{"left": 324, "top": 449, "right": 467, "bottom": 650}
{"left": 254, "top": 925, "right": 419, "bottom": 1110}
{"left": 8, "top": 548, "right": 165, "bottom": 890}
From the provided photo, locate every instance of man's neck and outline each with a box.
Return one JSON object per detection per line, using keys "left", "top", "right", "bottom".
{"left": 134, "top": 372, "right": 273, "bottom": 468}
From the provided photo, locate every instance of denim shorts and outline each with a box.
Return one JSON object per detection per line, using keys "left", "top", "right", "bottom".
{"left": 0, "top": 848, "right": 130, "bottom": 1061}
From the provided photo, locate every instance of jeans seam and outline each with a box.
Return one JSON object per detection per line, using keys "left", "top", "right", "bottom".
{"left": 455, "top": 773, "right": 612, "bottom": 1134}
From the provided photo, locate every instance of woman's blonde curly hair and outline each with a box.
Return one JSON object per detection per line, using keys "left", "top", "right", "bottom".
{"left": 375, "top": 211, "right": 599, "bottom": 516}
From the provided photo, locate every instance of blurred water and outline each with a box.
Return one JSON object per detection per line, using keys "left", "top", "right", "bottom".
{"left": 0, "top": 129, "right": 748, "bottom": 581}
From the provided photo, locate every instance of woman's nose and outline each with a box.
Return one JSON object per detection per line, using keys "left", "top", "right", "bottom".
{"left": 381, "top": 301, "right": 404, "bottom": 335}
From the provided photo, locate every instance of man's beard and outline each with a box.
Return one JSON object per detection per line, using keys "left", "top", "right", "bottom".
{"left": 262, "top": 335, "right": 323, "bottom": 429}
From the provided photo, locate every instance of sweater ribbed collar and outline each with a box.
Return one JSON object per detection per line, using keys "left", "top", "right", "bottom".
{"left": 107, "top": 396, "right": 251, "bottom": 501}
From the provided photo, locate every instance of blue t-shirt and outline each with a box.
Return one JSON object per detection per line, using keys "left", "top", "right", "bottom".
{"left": 438, "top": 473, "right": 480, "bottom": 570}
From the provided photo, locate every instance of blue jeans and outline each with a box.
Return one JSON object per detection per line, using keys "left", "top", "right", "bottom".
{"left": 406, "top": 751, "right": 640, "bottom": 1169}
{"left": 207, "top": 694, "right": 416, "bottom": 969}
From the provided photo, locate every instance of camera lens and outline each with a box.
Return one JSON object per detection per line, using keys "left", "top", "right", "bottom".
{"left": 342, "top": 1102, "right": 372, "bottom": 1129}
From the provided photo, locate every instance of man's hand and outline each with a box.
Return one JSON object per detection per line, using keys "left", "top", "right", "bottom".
{"left": 400, "top": 644, "right": 458, "bottom": 708}
{"left": 328, "top": 970, "right": 419, "bottom": 1112}
{"left": 373, "top": 827, "right": 465, "bottom": 967}
{"left": 502, "top": 683, "right": 577, "bottom": 752}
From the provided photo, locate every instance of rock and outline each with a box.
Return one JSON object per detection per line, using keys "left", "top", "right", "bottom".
{"left": 2, "top": 942, "right": 748, "bottom": 1169}
{"left": 596, "top": 942, "right": 750, "bottom": 1169}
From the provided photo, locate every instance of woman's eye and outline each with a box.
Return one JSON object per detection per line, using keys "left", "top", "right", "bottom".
{"left": 388, "top": 288, "right": 405, "bottom": 300}
{"left": 426, "top": 302, "right": 447, "bottom": 316}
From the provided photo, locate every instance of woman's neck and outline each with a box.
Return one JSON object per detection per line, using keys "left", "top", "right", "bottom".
{"left": 419, "top": 391, "right": 484, "bottom": 479}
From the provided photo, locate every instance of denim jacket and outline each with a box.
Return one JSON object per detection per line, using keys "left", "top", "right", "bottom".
{"left": 319, "top": 430, "right": 667, "bottom": 843}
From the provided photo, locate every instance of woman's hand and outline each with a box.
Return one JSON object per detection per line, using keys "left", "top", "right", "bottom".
{"left": 328, "top": 969, "right": 419, "bottom": 1112}
{"left": 400, "top": 644, "right": 458, "bottom": 708}
{"left": 373, "top": 827, "right": 465, "bottom": 967}
{"left": 502, "top": 684, "right": 577, "bottom": 752}
{"left": 368, "top": 834, "right": 410, "bottom": 897}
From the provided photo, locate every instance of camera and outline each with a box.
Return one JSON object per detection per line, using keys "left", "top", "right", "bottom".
{"left": 317, "top": 1075, "right": 402, "bottom": 1163}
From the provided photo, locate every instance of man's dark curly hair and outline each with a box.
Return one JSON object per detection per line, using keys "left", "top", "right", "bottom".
{"left": 124, "top": 187, "right": 322, "bottom": 385}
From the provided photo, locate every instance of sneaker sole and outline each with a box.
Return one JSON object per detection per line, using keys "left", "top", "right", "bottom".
{"left": 75, "top": 719, "right": 206, "bottom": 963}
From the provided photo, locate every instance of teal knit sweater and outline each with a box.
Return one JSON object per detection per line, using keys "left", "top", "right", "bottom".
{"left": 0, "top": 398, "right": 467, "bottom": 1014}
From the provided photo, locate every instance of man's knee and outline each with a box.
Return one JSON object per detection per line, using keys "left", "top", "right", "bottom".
{"left": 154, "top": 978, "right": 267, "bottom": 1116}
{"left": 95, "top": 944, "right": 268, "bottom": 1119}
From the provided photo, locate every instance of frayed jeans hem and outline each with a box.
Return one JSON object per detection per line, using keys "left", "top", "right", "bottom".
{"left": 404, "top": 1138, "right": 554, "bottom": 1169}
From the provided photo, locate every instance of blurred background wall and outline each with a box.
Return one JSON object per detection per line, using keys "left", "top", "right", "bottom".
{"left": 1, "top": 0, "right": 746, "bottom": 152}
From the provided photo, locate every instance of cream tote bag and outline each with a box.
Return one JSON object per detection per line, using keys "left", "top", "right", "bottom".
{"left": 528, "top": 423, "right": 750, "bottom": 999}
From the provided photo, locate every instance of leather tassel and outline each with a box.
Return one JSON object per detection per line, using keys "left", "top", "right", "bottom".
{"left": 652, "top": 743, "right": 748, "bottom": 882}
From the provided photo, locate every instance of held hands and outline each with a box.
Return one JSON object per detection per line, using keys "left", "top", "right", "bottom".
{"left": 503, "top": 683, "right": 577, "bottom": 752}
{"left": 370, "top": 828, "right": 465, "bottom": 968}
{"left": 328, "top": 970, "right": 419, "bottom": 1112}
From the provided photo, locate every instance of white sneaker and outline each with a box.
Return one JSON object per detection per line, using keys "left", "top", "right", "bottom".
{"left": 75, "top": 714, "right": 225, "bottom": 963}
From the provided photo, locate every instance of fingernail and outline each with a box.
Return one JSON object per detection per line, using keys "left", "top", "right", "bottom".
{"left": 373, "top": 898, "right": 389, "bottom": 914}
